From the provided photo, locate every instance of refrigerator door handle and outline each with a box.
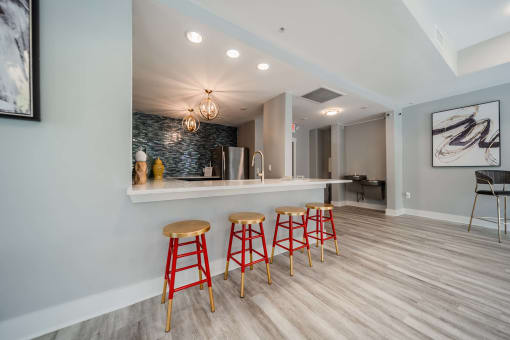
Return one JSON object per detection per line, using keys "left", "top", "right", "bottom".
{"left": 222, "top": 150, "right": 226, "bottom": 179}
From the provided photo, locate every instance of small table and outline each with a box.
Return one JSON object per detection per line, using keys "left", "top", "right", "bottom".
{"left": 343, "top": 175, "right": 386, "bottom": 202}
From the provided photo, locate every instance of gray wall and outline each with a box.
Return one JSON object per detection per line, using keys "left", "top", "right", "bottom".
{"left": 0, "top": 0, "right": 132, "bottom": 321}
{"left": 318, "top": 127, "right": 332, "bottom": 179}
{"left": 344, "top": 119, "right": 386, "bottom": 179}
{"left": 344, "top": 119, "right": 386, "bottom": 203}
{"left": 237, "top": 120, "right": 255, "bottom": 179}
{"left": 403, "top": 82, "right": 509, "bottom": 217}
{"left": 294, "top": 126, "right": 310, "bottom": 178}
{"left": 309, "top": 129, "right": 319, "bottom": 178}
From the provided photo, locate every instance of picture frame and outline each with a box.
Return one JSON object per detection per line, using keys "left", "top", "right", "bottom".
{"left": 431, "top": 100, "right": 500, "bottom": 167}
{"left": 0, "top": 0, "right": 40, "bottom": 121}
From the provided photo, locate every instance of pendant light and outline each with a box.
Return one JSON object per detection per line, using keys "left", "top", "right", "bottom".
{"left": 199, "top": 89, "right": 219, "bottom": 120}
{"left": 182, "top": 108, "right": 200, "bottom": 132}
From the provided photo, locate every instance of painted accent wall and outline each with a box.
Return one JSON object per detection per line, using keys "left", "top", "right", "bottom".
{"left": 132, "top": 112, "right": 237, "bottom": 177}
{"left": 402, "top": 82, "right": 509, "bottom": 217}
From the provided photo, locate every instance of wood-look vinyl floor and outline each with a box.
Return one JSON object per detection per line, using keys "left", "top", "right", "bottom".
{"left": 36, "top": 206, "right": 510, "bottom": 340}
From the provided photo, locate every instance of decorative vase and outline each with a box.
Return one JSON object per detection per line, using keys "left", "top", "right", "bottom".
{"left": 152, "top": 157, "right": 165, "bottom": 180}
{"left": 134, "top": 161, "right": 147, "bottom": 185}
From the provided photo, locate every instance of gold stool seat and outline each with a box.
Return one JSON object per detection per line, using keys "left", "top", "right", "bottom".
{"left": 229, "top": 212, "right": 265, "bottom": 225}
{"left": 163, "top": 220, "right": 210, "bottom": 238}
{"left": 275, "top": 206, "right": 306, "bottom": 216}
{"left": 305, "top": 202, "right": 334, "bottom": 211}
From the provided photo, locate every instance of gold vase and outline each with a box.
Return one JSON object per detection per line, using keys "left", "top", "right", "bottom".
{"left": 152, "top": 158, "right": 165, "bottom": 180}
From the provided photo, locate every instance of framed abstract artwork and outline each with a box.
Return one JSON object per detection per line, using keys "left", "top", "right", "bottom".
{"left": 0, "top": 0, "right": 39, "bottom": 121}
{"left": 432, "top": 101, "right": 500, "bottom": 167}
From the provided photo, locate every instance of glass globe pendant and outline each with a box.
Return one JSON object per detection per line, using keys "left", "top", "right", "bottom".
{"left": 182, "top": 108, "right": 200, "bottom": 132}
{"left": 199, "top": 89, "right": 219, "bottom": 120}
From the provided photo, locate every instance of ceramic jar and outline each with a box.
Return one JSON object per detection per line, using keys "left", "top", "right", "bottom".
{"left": 152, "top": 157, "right": 165, "bottom": 180}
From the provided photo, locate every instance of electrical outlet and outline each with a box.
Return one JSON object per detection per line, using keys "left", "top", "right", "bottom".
{"left": 405, "top": 192, "right": 411, "bottom": 199}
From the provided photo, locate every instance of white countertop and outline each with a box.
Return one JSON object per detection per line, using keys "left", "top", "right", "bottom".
{"left": 127, "top": 178, "right": 351, "bottom": 202}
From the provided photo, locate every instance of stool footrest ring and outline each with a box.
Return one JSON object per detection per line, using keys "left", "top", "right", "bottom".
{"left": 229, "top": 248, "right": 266, "bottom": 268}
{"left": 275, "top": 237, "right": 307, "bottom": 251}
{"left": 174, "top": 278, "right": 208, "bottom": 293}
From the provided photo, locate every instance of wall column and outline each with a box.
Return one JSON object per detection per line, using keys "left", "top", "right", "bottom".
{"left": 385, "top": 111, "right": 404, "bottom": 215}
{"left": 263, "top": 93, "right": 293, "bottom": 178}
{"left": 331, "top": 124, "right": 345, "bottom": 202}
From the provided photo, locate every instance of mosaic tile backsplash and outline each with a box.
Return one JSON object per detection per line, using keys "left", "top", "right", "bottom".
{"left": 132, "top": 112, "right": 237, "bottom": 177}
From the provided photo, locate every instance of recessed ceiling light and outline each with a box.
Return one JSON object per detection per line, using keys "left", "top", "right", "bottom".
{"left": 186, "top": 31, "right": 202, "bottom": 43}
{"left": 321, "top": 107, "right": 343, "bottom": 116}
{"left": 226, "top": 49, "right": 240, "bottom": 58}
{"left": 257, "top": 63, "right": 270, "bottom": 71}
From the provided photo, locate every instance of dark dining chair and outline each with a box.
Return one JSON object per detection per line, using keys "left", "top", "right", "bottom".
{"left": 468, "top": 170, "right": 510, "bottom": 242}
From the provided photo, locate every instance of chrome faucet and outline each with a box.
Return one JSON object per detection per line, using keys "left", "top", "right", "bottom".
{"left": 251, "top": 150, "right": 264, "bottom": 182}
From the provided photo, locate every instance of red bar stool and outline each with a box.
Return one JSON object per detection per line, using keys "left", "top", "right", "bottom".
{"left": 270, "top": 206, "right": 312, "bottom": 276}
{"left": 304, "top": 203, "right": 339, "bottom": 262}
{"left": 161, "top": 220, "right": 215, "bottom": 332}
{"left": 224, "top": 212, "right": 271, "bottom": 297}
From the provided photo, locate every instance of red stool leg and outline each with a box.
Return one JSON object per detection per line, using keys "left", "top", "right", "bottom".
{"left": 302, "top": 214, "right": 312, "bottom": 267}
{"left": 195, "top": 236, "right": 204, "bottom": 289}
{"left": 259, "top": 222, "right": 272, "bottom": 284}
{"left": 319, "top": 209, "right": 325, "bottom": 262}
{"left": 165, "top": 238, "right": 179, "bottom": 332}
{"left": 161, "top": 237, "right": 173, "bottom": 304}
{"left": 330, "top": 210, "right": 340, "bottom": 255}
{"left": 302, "top": 208, "right": 310, "bottom": 253}
{"left": 289, "top": 215, "right": 294, "bottom": 276}
{"left": 240, "top": 224, "right": 246, "bottom": 297}
{"left": 200, "top": 234, "right": 215, "bottom": 312}
{"left": 224, "top": 223, "right": 235, "bottom": 280}
{"left": 315, "top": 209, "right": 320, "bottom": 247}
{"left": 270, "top": 214, "right": 281, "bottom": 264}
{"left": 249, "top": 224, "right": 254, "bottom": 270}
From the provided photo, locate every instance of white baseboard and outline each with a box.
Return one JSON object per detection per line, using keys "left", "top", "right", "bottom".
{"left": 0, "top": 247, "right": 287, "bottom": 340}
{"left": 385, "top": 208, "right": 405, "bottom": 216}
{"left": 331, "top": 200, "right": 386, "bottom": 211}
{"left": 331, "top": 201, "right": 497, "bottom": 229}
{"left": 403, "top": 208, "right": 497, "bottom": 229}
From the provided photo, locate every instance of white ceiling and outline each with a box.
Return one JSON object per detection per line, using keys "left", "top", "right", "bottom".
{"left": 403, "top": 0, "right": 510, "bottom": 50}
{"left": 133, "top": 0, "right": 388, "bottom": 128}
{"left": 187, "top": 0, "right": 510, "bottom": 108}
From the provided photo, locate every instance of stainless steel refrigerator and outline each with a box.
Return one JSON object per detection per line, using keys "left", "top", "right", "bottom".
{"left": 212, "top": 146, "right": 249, "bottom": 180}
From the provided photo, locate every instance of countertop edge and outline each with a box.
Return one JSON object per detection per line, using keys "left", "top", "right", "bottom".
{"left": 126, "top": 179, "right": 352, "bottom": 203}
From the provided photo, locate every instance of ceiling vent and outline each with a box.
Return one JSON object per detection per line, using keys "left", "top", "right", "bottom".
{"left": 301, "top": 87, "right": 343, "bottom": 103}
